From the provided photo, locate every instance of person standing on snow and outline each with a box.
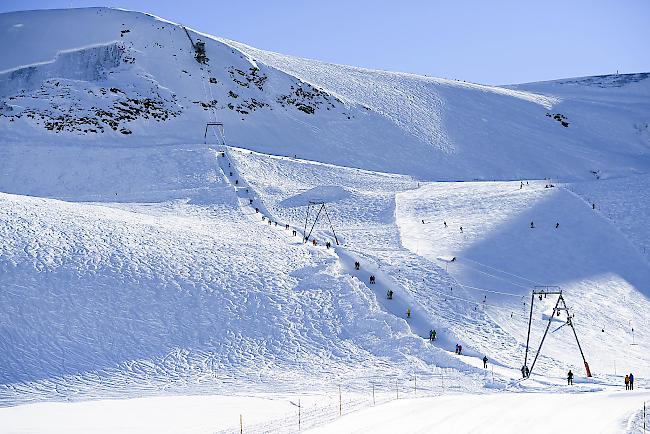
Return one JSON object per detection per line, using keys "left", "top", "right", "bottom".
{"left": 567, "top": 370, "right": 574, "bottom": 385}
{"left": 483, "top": 356, "right": 488, "bottom": 369}
{"left": 625, "top": 374, "right": 630, "bottom": 390}
{"left": 444, "top": 221, "right": 447, "bottom": 228}
{"left": 530, "top": 221, "right": 535, "bottom": 229}
{"left": 629, "top": 373, "right": 634, "bottom": 390}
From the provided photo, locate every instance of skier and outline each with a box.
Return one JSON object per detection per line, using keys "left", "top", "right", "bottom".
{"left": 292, "top": 230, "right": 297, "bottom": 236}
{"left": 422, "top": 219, "right": 425, "bottom": 224}
{"left": 255, "top": 207, "right": 259, "bottom": 213}
{"left": 444, "top": 221, "right": 447, "bottom": 228}
{"left": 530, "top": 221, "right": 535, "bottom": 229}
{"left": 483, "top": 356, "right": 488, "bottom": 369}
{"left": 458, "top": 344, "right": 462, "bottom": 355}
{"left": 354, "top": 261, "right": 360, "bottom": 270}
{"left": 592, "top": 203, "right": 596, "bottom": 210}
{"left": 407, "top": 308, "right": 411, "bottom": 318}
{"left": 567, "top": 370, "right": 574, "bottom": 385}
{"left": 556, "top": 222, "right": 559, "bottom": 229}
{"left": 629, "top": 373, "right": 634, "bottom": 390}
{"left": 429, "top": 329, "right": 436, "bottom": 342}
{"left": 312, "top": 239, "right": 317, "bottom": 246}
{"left": 625, "top": 374, "right": 630, "bottom": 390}
{"left": 521, "top": 366, "right": 526, "bottom": 378}
{"left": 387, "top": 289, "right": 393, "bottom": 299}
{"left": 455, "top": 344, "right": 459, "bottom": 354}
{"left": 520, "top": 182, "right": 523, "bottom": 189}
{"left": 460, "top": 226, "right": 463, "bottom": 233}
{"left": 326, "top": 241, "right": 331, "bottom": 249}
{"left": 249, "top": 199, "right": 253, "bottom": 204}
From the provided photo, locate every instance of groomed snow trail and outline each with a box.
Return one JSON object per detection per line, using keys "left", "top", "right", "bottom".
{"left": 306, "top": 390, "right": 650, "bottom": 434}
{"left": 215, "top": 148, "right": 488, "bottom": 378}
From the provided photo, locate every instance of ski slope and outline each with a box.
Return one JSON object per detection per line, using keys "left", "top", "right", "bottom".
{"left": 396, "top": 180, "right": 650, "bottom": 379}
{"left": 0, "top": 6, "right": 649, "bottom": 433}
{"left": 307, "top": 391, "right": 650, "bottom": 434}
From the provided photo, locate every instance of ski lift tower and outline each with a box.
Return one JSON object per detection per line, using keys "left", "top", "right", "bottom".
{"left": 523, "top": 286, "right": 592, "bottom": 378}
{"left": 204, "top": 122, "right": 225, "bottom": 146}
{"left": 302, "top": 200, "right": 340, "bottom": 245}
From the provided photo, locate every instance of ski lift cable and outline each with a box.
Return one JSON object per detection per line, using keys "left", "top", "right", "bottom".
{"left": 457, "top": 263, "right": 533, "bottom": 290}
{"left": 454, "top": 282, "right": 522, "bottom": 297}
{"left": 462, "top": 257, "right": 544, "bottom": 286}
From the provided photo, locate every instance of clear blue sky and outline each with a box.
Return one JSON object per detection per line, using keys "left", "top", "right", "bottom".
{"left": 1, "top": 0, "right": 648, "bottom": 85}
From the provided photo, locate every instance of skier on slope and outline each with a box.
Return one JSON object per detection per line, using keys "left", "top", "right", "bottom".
{"left": 625, "top": 374, "right": 630, "bottom": 390}
{"left": 530, "top": 221, "right": 535, "bottom": 229}
{"left": 444, "top": 221, "right": 447, "bottom": 228}
{"left": 483, "top": 356, "right": 488, "bottom": 369}
{"left": 567, "top": 370, "right": 574, "bottom": 385}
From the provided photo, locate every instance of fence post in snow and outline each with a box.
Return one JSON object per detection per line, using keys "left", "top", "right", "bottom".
{"left": 298, "top": 399, "right": 301, "bottom": 431}
{"left": 339, "top": 385, "right": 342, "bottom": 416}
{"left": 240, "top": 414, "right": 242, "bottom": 434}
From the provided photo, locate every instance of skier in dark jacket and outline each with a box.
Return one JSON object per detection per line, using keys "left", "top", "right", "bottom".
{"left": 567, "top": 370, "right": 574, "bottom": 385}
{"left": 483, "top": 356, "right": 488, "bottom": 369}
{"left": 629, "top": 373, "right": 634, "bottom": 390}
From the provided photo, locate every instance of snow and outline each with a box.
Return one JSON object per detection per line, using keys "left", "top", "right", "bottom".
{"left": 0, "top": 8, "right": 649, "bottom": 181}
{"left": 306, "top": 391, "right": 650, "bottom": 434}
{"left": 0, "top": 394, "right": 294, "bottom": 434}
{"left": 0, "top": 6, "right": 649, "bottom": 434}
{"left": 395, "top": 181, "right": 650, "bottom": 379}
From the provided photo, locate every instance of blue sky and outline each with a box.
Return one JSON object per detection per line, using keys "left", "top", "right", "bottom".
{"left": 1, "top": 0, "right": 648, "bottom": 85}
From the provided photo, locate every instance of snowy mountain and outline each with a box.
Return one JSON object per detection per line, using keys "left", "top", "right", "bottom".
{"left": 0, "top": 7, "right": 649, "bottom": 433}
{"left": 1, "top": 7, "right": 649, "bottom": 184}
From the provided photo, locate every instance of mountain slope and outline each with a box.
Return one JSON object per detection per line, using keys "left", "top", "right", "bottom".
{"left": 1, "top": 7, "right": 649, "bottom": 182}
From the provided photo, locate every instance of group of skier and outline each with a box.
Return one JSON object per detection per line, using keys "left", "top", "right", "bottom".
{"left": 624, "top": 373, "right": 635, "bottom": 390}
